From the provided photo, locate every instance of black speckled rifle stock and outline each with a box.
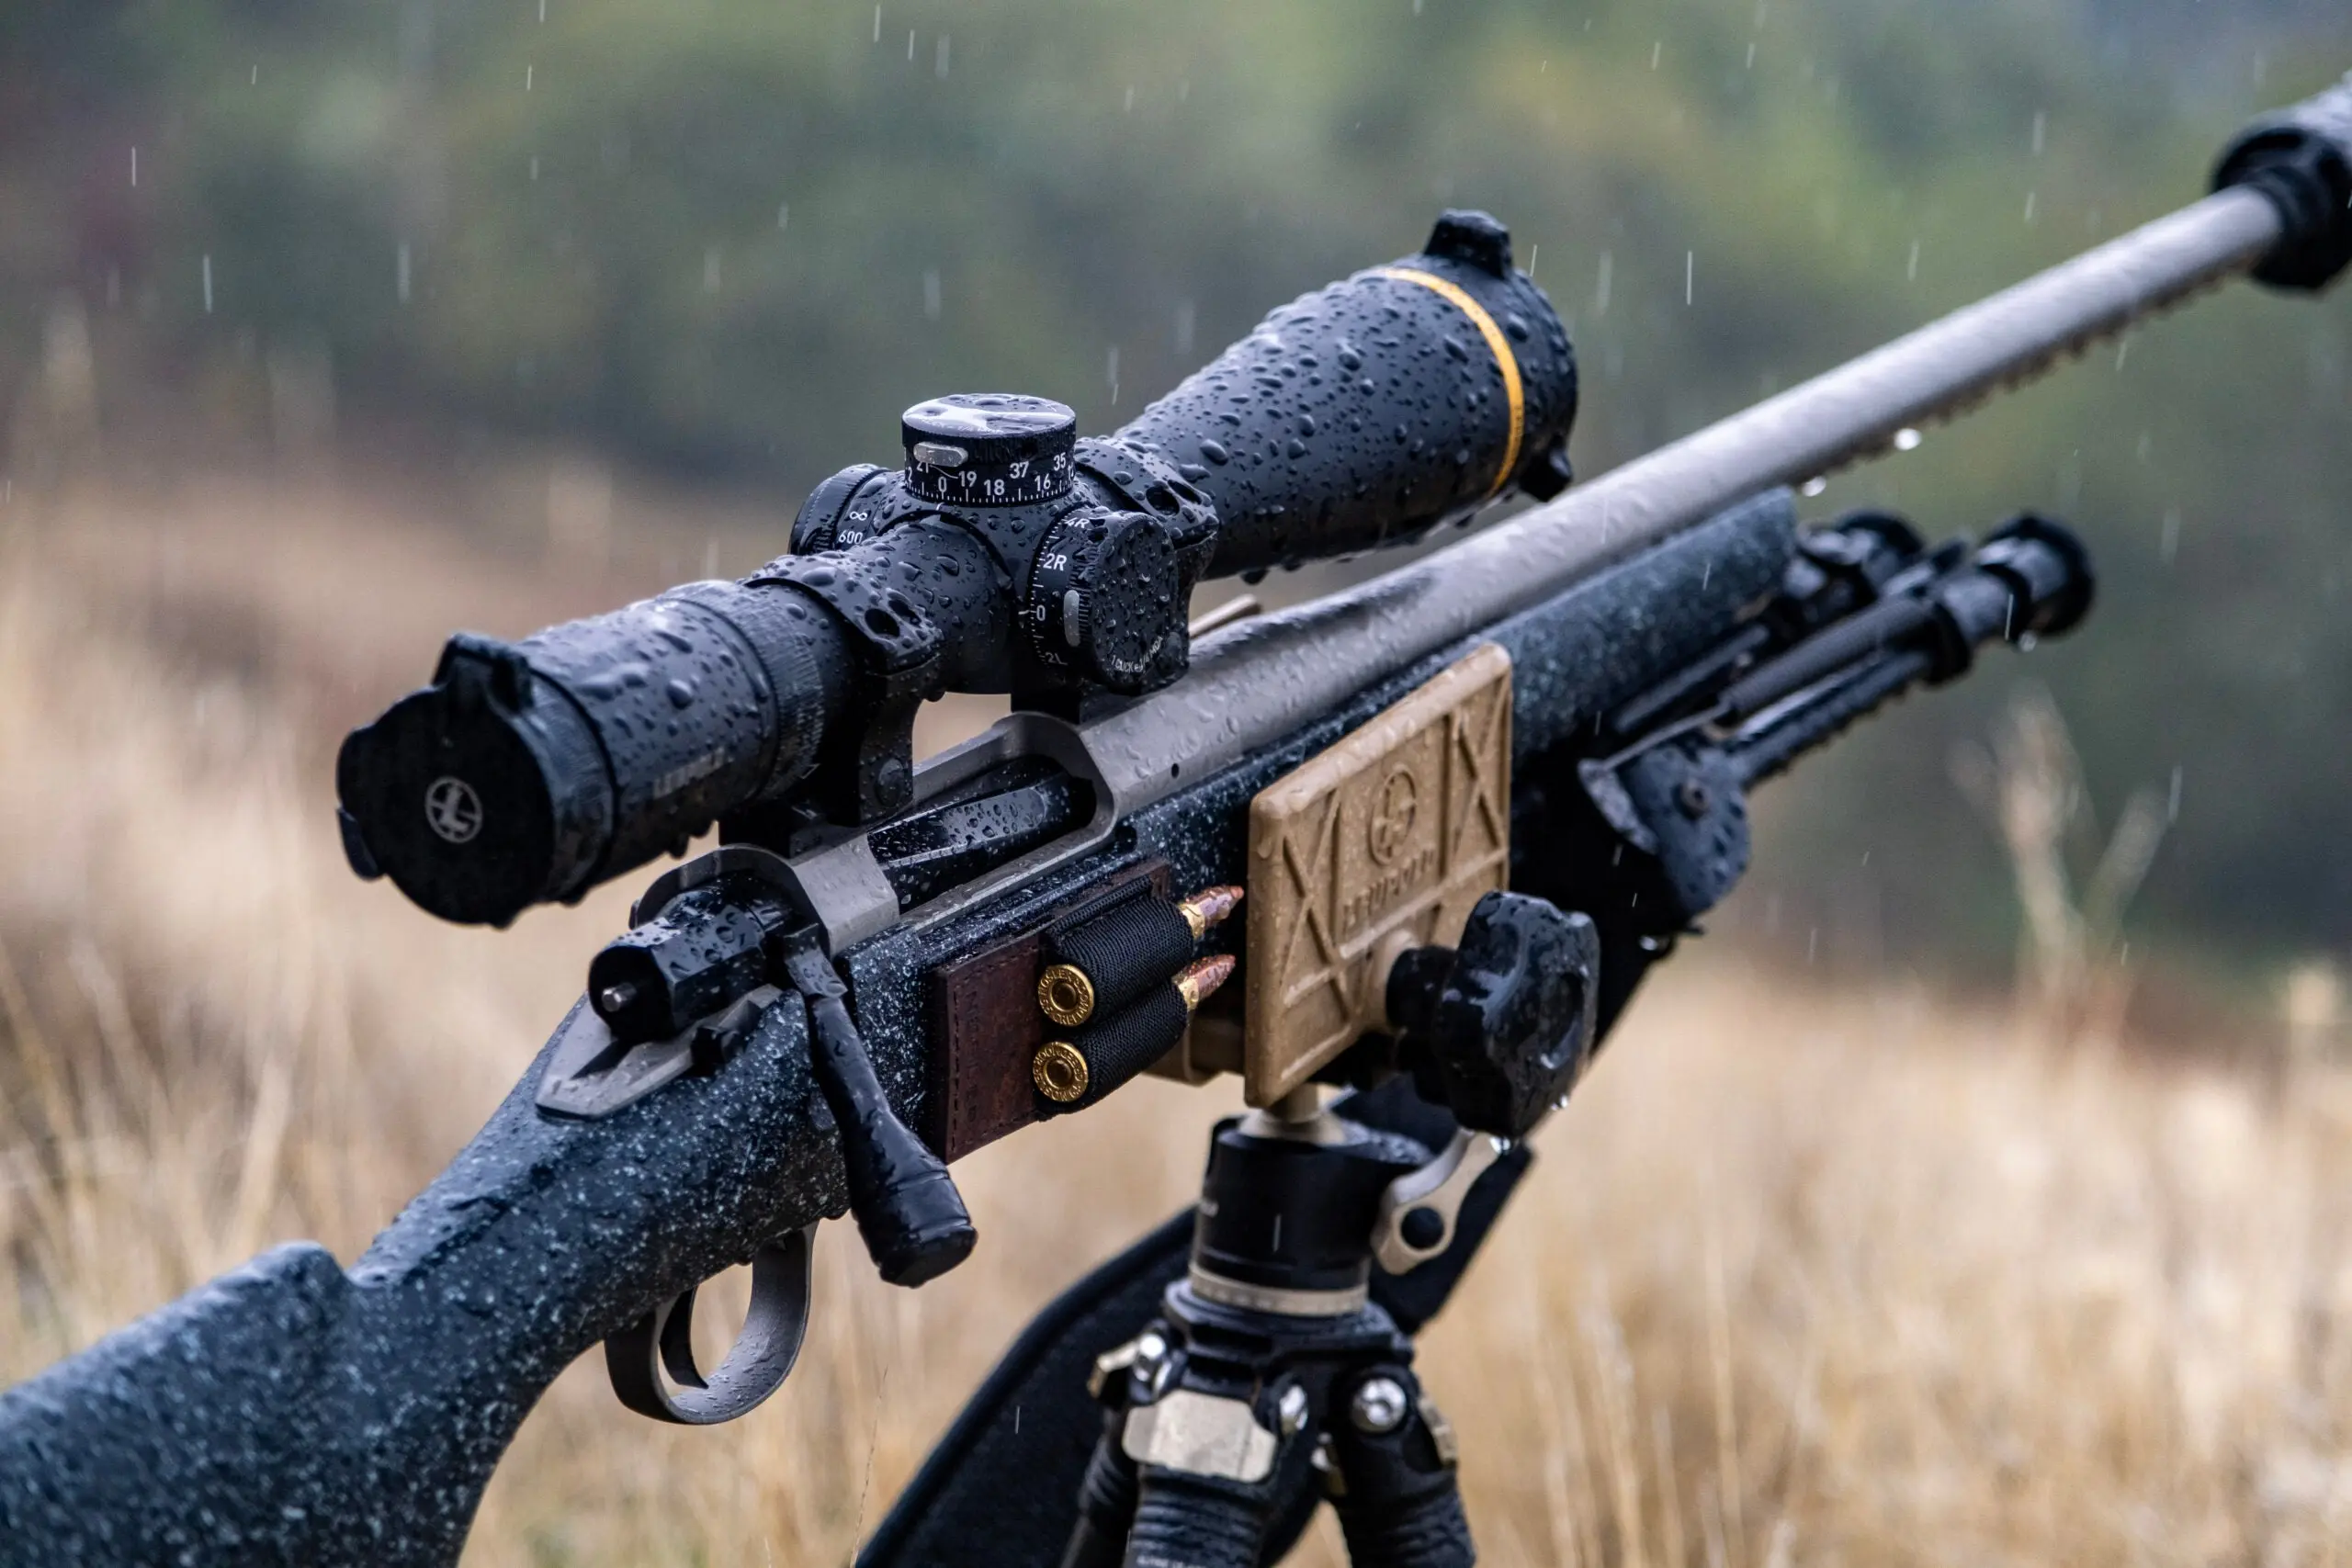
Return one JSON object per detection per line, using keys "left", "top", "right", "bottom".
{"left": 0, "top": 73, "right": 2345, "bottom": 1568}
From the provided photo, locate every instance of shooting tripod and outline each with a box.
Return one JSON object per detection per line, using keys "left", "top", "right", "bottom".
{"left": 863, "top": 887, "right": 1600, "bottom": 1568}
{"left": 1059, "top": 1089, "right": 1489, "bottom": 1567}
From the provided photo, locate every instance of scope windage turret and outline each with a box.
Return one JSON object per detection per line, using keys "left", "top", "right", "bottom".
{"left": 337, "top": 210, "right": 1577, "bottom": 926}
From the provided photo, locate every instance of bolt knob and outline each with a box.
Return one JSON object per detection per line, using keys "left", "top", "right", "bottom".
{"left": 901, "top": 393, "right": 1077, "bottom": 506}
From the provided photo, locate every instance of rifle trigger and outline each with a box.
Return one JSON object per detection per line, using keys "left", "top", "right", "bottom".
{"left": 605, "top": 1225, "right": 816, "bottom": 1425}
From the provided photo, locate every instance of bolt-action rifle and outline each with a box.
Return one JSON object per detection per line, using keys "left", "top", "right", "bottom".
{"left": 0, "top": 77, "right": 2346, "bottom": 1568}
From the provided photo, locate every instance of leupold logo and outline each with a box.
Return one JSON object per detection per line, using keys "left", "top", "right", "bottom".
{"left": 424, "top": 776, "right": 484, "bottom": 844}
{"left": 1367, "top": 767, "right": 1419, "bottom": 865}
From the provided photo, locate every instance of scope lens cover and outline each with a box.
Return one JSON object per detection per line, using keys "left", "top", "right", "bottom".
{"left": 336, "top": 649, "right": 614, "bottom": 927}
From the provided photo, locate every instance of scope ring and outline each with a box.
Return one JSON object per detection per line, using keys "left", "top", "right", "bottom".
{"left": 605, "top": 1225, "right": 816, "bottom": 1425}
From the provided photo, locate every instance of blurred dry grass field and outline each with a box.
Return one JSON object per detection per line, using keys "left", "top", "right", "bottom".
{"left": 6, "top": 472, "right": 2352, "bottom": 1565}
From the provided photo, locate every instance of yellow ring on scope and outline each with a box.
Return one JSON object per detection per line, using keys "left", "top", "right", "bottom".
{"left": 1374, "top": 265, "right": 1526, "bottom": 497}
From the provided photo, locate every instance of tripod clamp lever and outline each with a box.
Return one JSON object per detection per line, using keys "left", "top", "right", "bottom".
{"left": 1370, "top": 1128, "right": 1505, "bottom": 1275}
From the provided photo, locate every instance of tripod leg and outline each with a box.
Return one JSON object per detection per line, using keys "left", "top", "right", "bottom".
{"left": 1122, "top": 1471, "right": 1270, "bottom": 1568}
{"left": 1060, "top": 1413, "right": 1139, "bottom": 1568}
{"left": 1327, "top": 1366, "right": 1475, "bottom": 1568}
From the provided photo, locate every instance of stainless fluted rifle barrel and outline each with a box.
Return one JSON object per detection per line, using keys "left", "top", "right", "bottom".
{"left": 1081, "top": 75, "right": 2352, "bottom": 814}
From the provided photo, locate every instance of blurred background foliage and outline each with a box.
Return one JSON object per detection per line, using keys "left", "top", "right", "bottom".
{"left": 2, "top": 0, "right": 2349, "bottom": 983}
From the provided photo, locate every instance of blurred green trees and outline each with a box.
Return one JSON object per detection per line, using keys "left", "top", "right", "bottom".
{"left": 3, "top": 0, "right": 2350, "bottom": 971}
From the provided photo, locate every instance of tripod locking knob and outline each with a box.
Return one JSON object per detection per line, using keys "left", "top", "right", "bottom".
{"left": 1385, "top": 890, "right": 1601, "bottom": 1138}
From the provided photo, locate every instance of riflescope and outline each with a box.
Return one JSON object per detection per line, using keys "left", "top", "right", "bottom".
{"left": 337, "top": 211, "right": 1577, "bottom": 926}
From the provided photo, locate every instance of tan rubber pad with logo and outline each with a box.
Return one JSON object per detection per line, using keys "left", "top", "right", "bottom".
{"left": 1243, "top": 642, "right": 1512, "bottom": 1105}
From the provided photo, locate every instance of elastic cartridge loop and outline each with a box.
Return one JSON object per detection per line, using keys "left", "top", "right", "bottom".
{"left": 1374, "top": 265, "right": 1526, "bottom": 495}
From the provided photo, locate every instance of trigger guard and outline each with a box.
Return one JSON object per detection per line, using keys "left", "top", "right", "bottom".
{"left": 605, "top": 1226, "right": 816, "bottom": 1425}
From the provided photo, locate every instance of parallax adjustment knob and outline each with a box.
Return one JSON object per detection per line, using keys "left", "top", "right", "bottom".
{"left": 901, "top": 393, "right": 1077, "bottom": 507}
